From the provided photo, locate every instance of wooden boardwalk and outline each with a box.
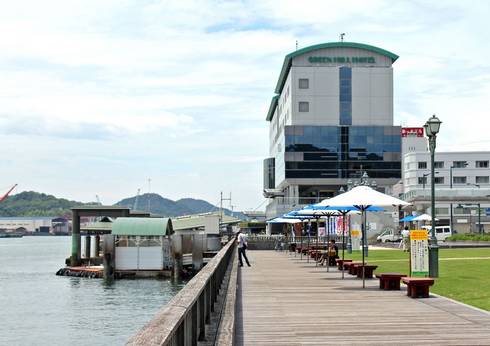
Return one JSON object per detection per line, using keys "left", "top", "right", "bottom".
{"left": 235, "top": 251, "right": 490, "bottom": 345}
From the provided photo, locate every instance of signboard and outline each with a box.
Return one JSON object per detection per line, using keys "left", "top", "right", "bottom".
{"left": 401, "top": 127, "right": 424, "bottom": 137}
{"left": 318, "top": 227, "right": 326, "bottom": 237}
{"left": 308, "top": 56, "right": 375, "bottom": 64}
{"left": 351, "top": 230, "right": 361, "bottom": 252}
{"left": 410, "top": 230, "right": 429, "bottom": 277}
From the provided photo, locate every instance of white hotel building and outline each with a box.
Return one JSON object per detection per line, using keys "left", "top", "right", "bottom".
{"left": 264, "top": 41, "right": 401, "bottom": 219}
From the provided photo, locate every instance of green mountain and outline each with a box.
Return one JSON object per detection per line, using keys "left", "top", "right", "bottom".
{"left": 116, "top": 193, "right": 244, "bottom": 218}
{"left": 0, "top": 191, "right": 90, "bottom": 217}
{"left": 0, "top": 191, "right": 244, "bottom": 219}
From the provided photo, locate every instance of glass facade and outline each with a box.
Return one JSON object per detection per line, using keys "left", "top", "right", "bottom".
{"left": 263, "top": 158, "right": 275, "bottom": 189}
{"left": 284, "top": 125, "right": 401, "bottom": 179}
{"left": 339, "top": 67, "right": 352, "bottom": 125}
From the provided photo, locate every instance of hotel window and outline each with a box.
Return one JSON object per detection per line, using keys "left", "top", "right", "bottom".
{"left": 418, "top": 161, "right": 427, "bottom": 169}
{"left": 476, "top": 176, "right": 489, "bottom": 184}
{"left": 339, "top": 66, "right": 352, "bottom": 125}
{"left": 299, "top": 101, "right": 309, "bottom": 112}
{"left": 452, "top": 161, "right": 467, "bottom": 168}
{"left": 298, "top": 78, "right": 309, "bottom": 89}
{"left": 453, "top": 176, "right": 466, "bottom": 184}
{"left": 476, "top": 160, "right": 489, "bottom": 168}
{"left": 434, "top": 161, "right": 444, "bottom": 168}
{"left": 418, "top": 177, "right": 427, "bottom": 185}
{"left": 434, "top": 177, "right": 445, "bottom": 184}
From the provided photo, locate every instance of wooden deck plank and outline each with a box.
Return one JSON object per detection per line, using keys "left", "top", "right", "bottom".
{"left": 235, "top": 251, "right": 490, "bottom": 345}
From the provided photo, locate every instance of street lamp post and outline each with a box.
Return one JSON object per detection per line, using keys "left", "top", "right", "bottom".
{"left": 458, "top": 203, "right": 482, "bottom": 234}
{"left": 346, "top": 171, "right": 376, "bottom": 257}
{"left": 422, "top": 171, "right": 439, "bottom": 190}
{"left": 450, "top": 162, "right": 468, "bottom": 233}
{"left": 424, "top": 114, "right": 442, "bottom": 278}
{"left": 346, "top": 180, "right": 353, "bottom": 253}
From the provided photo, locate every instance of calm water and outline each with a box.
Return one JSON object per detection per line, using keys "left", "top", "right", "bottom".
{"left": 0, "top": 236, "right": 186, "bottom": 346}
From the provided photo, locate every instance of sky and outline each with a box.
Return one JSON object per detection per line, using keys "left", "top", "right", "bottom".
{"left": 1, "top": 0, "right": 490, "bottom": 211}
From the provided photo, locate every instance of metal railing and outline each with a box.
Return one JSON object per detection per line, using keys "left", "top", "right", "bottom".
{"left": 127, "top": 239, "right": 236, "bottom": 346}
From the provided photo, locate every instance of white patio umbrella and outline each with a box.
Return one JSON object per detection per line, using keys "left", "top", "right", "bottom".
{"left": 317, "top": 186, "right": 410, "bottom": 288}
{"left": 412, "top": 214, "right": 438, "bottom": 222}
{"left": 267, "top": 217, "right": 304, "bottom": 224}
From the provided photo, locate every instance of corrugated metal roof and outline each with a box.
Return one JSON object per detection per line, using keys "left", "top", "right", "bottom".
{"left": 172, "top": 213, "right": 241, "bottom": 231}
{"left": 112, "top": 217, "right": 173, "bottom": 236}
{"left": 81, "top": 222, "right": 113, "bottom": 231}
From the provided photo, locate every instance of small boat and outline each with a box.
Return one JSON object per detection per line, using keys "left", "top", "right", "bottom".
{"left": 0, "top": 233, "right": 24, "bottom": 238}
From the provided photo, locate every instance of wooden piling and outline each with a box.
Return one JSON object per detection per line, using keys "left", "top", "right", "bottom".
{"left": 103, "top": 234, "right": 115, "bottom": 280}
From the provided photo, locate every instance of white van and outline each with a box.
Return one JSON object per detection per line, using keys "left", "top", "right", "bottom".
{"left": 376, "top": 229, "right": 402, "bottom": 243}
{"left": 421, "top": 226, "right": 452, "bottom": 241}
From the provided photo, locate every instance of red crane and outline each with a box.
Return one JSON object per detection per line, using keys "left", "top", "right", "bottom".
{"left": 0, "top": 184, "right": 17, "bottom": 203}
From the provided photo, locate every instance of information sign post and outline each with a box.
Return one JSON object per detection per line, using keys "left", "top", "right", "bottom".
{"left": 351, "top": 230, "right": 361, "bottom": 252}
{"left": 410, "top": 230, "right": 429, "bottom": 277}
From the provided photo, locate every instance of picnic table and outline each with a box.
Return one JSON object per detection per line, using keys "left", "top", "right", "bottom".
{"left": 375, "top": 273, "right": 405, "bottom": 290}
{"left": 402, "top": 277, "right": 435, "bottom": 298}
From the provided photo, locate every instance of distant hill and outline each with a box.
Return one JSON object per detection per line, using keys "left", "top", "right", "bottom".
{"left": 116, "top": 193, "right": 244, "bottom": 219}
{"left": 0, "top": 191, "right": 244, "bottom": 219}
{"left": 0, "top": 191, "right": 90, "bottom": 217}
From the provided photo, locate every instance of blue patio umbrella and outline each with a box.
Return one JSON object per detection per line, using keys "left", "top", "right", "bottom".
{"left": 399, "top": 215, "right": 417, "bottom": 222}
{"left": 288, "top": 206, "right": 341, "bottom": 267}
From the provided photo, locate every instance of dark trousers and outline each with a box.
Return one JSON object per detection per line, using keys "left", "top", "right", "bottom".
{"left": 238, "top": 247, "right": 250, "bottom": 266}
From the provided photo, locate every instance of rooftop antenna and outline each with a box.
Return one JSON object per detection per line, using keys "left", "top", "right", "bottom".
{"left": 295, "top": 40, "right": 298, "bottom": 50}
{"left": 340, "top": 33, "right": 346, "bottom": 42}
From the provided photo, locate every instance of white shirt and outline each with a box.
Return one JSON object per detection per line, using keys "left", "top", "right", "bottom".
{"left": 237, "top": 233, "right": 247, "bottom": 248}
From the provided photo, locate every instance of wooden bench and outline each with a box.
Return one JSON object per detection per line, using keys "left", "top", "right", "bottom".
{"left": 345, "top": 262, "right": 363, "bottom": 275}
{"left": 375, "top": 273, "right": 405, "bottom": 290}
{"left": 336, "top": 259, "right": 352, "bottom": 270}
{"left": 356, "top": 265, "right": 378, "bottom": 279}
{"left": 401, "top": 277, "right": 435, "bottom": 298}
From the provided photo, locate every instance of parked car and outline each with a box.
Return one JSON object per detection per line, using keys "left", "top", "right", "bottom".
{"left": 376, "top": 229, "right": 402, "bottom": 243}
{"left": 421, "top": 225, "right": 452, "bottom": 241}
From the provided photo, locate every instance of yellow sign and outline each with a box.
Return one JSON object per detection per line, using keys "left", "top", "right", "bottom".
{"left": 351, "top": 230, "right": 360, "bottom": 236}
{"left": 410, "top": 230, "right": 428, "bottom": 240}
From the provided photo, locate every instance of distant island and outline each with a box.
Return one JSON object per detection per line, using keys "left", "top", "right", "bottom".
{"left": 0, "top": 191, "right": 243, "bottom": 219}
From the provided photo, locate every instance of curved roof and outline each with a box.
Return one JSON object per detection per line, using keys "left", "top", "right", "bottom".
{"left": 112, "top": 217, "right": 173, "bottom": 236}
{"left": 274, "top": 41, "right": 399, "bottom": 94}
{"left": 266, "top": 95, "right": 279, "bottom": 121}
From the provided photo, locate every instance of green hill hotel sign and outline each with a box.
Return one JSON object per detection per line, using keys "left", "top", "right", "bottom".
{"left": 308, "top": 56, "right": 376, "bottom": 64}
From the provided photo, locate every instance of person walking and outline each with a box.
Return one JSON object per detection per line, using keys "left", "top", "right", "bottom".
{"left": 401, "top": 226, "right": 410, "bottom": 252}
{"left": 237, "top": 230, "right": 251, "bottom": 267}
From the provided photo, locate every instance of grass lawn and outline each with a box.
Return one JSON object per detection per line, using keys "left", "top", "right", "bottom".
{"left": 338, "top": 247, "right": 490, "bottom": 311}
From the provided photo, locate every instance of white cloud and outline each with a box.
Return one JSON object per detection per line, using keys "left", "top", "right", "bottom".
{"left": 1, "top": 0, "right": 490, "bottom": 210}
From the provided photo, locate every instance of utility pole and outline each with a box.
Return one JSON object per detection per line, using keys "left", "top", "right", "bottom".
{"left": 220, "top": 192, "right": 232, "bottom": 221}
{"left": 147, "top": 178, "right": 152, "bottom": 213}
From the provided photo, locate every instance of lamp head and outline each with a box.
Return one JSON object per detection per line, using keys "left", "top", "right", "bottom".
{"left": 426, "top": 114, "right": 442, "bottom": 137}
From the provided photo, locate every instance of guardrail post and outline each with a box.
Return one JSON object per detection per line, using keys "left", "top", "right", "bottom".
{"left": 191, "top": 303, "right": 197, "bottom": 346}
{"left": 206, "top": 280, "right": 212, "bottom": 322}
{"left": 198, "top": 293, "right": 206, "bottom": 341}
